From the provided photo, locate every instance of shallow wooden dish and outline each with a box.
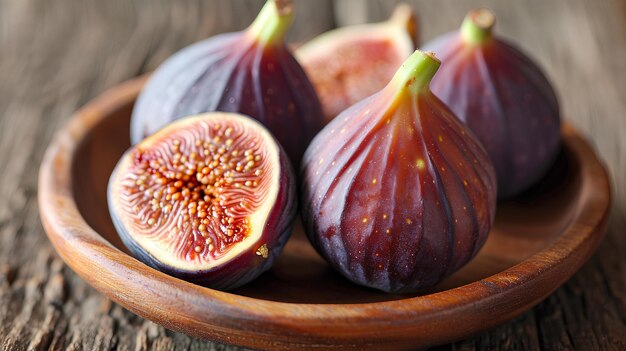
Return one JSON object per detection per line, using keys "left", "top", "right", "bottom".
{"left": 38, "top": 76, "right": 611, "bottom": 350}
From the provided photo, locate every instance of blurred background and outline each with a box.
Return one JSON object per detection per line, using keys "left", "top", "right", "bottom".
{"left": 0, "top": 0, "right": 624, "bottom": 350}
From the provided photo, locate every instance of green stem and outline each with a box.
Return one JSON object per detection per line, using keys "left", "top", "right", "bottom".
{"left": 390, "top": 50, "right": 440, "bottom": 95}
{"left": 248, "top": 0, "right": 293, "bottom": 45}
{"left": 461, "top": 8, "right": 496, "bottom": 45}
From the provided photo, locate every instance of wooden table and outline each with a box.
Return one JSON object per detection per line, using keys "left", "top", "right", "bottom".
{"left": 1, "top": 0, "right": 624, "bottom": 349}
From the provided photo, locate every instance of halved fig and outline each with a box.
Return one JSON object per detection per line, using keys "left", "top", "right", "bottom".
{"left": 109, "top": 113, "right": 296, "bottom": 290}
{"left": 131, "top": 0, "right": 324, "bottom": 166}
{"left": 295, "top": 4, "right": 418, "bottom": 123}
{"left": 422, "top": 9, "right": 561, "bottom": 198}
{"left": 301, "top": 51, "right": 497, "bottom": 293}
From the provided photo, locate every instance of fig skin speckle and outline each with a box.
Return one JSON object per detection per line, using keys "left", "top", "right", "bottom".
{"left": 300, "top": 51, "right": 497, "bottom": 294}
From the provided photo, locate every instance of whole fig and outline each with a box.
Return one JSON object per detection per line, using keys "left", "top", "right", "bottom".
{"left": 131, "top": 0, "right": 324, "bottom": 166}
{"left": 109, "top": 112, "right": 297, "bottom": 290}
{"left": 422, "top": 9, "right": 561, "bottom": 198}
{"left": 301, "top": 50, "right": 497, "bottom": 293}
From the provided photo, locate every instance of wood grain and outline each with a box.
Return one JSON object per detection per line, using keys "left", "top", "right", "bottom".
{"left": 1, "top": 0, "right": 625, "bottom": 350}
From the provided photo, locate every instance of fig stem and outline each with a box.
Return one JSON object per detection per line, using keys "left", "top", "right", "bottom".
{"left": 390, "top": 50, "right": 440, "bottom": 95}
{"left": 248, "top": 0, "right": 293, "bottom": 45}
{"left": 461, "top": 8, "right": 496, "bottom": 45}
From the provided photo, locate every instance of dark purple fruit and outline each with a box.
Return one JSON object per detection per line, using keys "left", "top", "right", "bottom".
{"left": 109, "top": 112, "right": 297, "bottom": 290}
{"left": 422, "top": 9, "right": 561, "bottom": 198}
{"left": 130, "top": 0, "right": 324, "bottom": 165}
{"left": 300, "top": 50, "right": 497, "bottom": 293}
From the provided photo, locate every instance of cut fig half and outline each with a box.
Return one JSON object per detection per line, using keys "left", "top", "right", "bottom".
{"left": 108, "top": 112, "right": 296, "bottom": 290}
{"left": 296, "top": 4, "right": 418, "bottom": 123}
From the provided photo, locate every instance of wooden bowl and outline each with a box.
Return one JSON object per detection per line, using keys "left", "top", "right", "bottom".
{"left": 38, "top": 76, "right": 611, "bottom": 350}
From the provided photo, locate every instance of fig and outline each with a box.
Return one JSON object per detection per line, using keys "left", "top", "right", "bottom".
{"left": 295, "top": 4, "right": 417, "bottom": 124}
{"left": 422, "top": 9, "right": 561, "bottom": 198}
{"left": 130, "top": 0, "right": 324, "bottom": 165}
{"left": 300, "top": 50, "right": 496, "bottom": 293}
{"left": 108, "top": 112, "right": 297, "bottom": 290}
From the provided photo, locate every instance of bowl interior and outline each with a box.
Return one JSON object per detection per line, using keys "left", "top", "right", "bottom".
{"left": 72, "top": 101, "right": 582, "bottom": 304}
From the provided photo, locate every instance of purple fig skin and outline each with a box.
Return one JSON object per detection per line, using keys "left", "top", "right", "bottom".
{"left": 300, "top": 51, "right": 497, "bottom": 294}
{"left": 130, "top": 1, "right": 324, "bottom": 166}
{"left": 109, "top": 114, "right": 297, "bottom": 291}
{"left": 422, "top": 9, "right": 561, "bottom": 198}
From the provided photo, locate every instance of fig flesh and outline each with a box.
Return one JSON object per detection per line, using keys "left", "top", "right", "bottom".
{"left": 295, "top": 4, "right": 417, "bottom": 124}
{"left": 109, "top": 113, "right": 296, "bottom": 290}
{"left": 131, "top": 0, "right": 324, "bottom": 165}
{"left": 301, "top": 51, "right": 496, "bottom": 293}
{"left": 422, "top": 9, "right": 561, "bottom": 198}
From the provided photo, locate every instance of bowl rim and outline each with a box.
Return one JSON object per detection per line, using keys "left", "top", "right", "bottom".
{"left": 38, "top": 76, "right": 611, "bottom": 349}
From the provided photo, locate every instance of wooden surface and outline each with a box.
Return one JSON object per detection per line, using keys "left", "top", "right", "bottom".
{"left": 1, "top": 0, "right": 625, "bottom": 350}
